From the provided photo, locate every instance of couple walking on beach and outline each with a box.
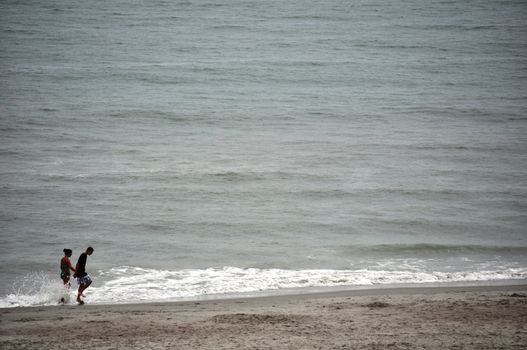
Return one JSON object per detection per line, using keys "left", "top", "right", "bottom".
{"left": 60, "top": 247, "right": 94, "bottom": 305}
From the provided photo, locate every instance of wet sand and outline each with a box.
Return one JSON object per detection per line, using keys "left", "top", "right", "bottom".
{"left": 1, "top": 284, "right": 526, "bottom": 349}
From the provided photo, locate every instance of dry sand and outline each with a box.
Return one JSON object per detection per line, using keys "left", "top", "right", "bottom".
{"left": 1, "top": 284, "right": 526, "bottom": 349}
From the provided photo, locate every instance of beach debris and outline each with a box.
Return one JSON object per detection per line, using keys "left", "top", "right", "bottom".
{"left": 364, "top": 301, "right": 390, "bottom": 308}
{"left": 210, "top": 313, "right": 307, "bottom": 325}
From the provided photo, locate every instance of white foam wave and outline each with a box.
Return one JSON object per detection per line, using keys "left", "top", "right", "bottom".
{"left": 2, "top": 267, "right": 526, "bottom": 307}
{"left": 89, "top": 266, "right": 527, "bottom": 304}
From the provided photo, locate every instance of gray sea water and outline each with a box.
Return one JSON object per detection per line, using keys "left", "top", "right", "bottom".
{"left": 1, "top": 0, "right": 527, "bottom": 306}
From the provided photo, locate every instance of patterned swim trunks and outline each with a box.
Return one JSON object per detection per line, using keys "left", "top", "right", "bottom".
{"left": 77, "top": 275, "right": 92, "bottom": 285}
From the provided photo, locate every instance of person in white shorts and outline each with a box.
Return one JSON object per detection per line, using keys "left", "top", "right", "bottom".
{"left": 74, "top": 246, "right": 94, "bottom": 305}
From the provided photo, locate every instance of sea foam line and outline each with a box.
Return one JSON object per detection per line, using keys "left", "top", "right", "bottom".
{"left": 89, "top": 266, "right": 527, "bottom": 304}
{"left": 2, "top": 266, "right": 526, "bottom": 307}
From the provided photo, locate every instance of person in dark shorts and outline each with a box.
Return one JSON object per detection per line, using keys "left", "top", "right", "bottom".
{"left": 74, "top": 246, "right": 94, "bottom": 305}
{"left": 60, "top": 249, "right": 76, "bottom": 286}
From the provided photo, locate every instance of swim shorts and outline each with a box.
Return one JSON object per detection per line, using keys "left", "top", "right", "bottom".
{"left": 77, "top": 274, "right": 92, "bottom": 285}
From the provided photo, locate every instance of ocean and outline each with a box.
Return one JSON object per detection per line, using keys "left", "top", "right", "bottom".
{"left": 1, "top": 0, "right": 526, "bottom": 307}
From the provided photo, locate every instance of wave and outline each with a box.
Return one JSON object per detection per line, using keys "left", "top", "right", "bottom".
{"left": 108, "top": 109, "right": 199, "bottom": 122}
{"left": 285, "top": 187, "right": 526, "bottom": 201}
{"left": 396, "top": 24, "right": 500, "bottom": 32}
{"left": 30, "top": 169, "right": 329, "bottom": 185}
{"left": 210, "top": 25, "right": 248, "bottom": 30}
{"left": 195, "top": 170, "right": 325, "bottom": 183}
{"left": 2, "top": 266, "right": 526, "bottom": 308}
{"left": 352, "top": 244, "right": 527, "bottom": 255}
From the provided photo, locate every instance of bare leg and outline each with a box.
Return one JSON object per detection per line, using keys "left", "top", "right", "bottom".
{"left": 77, "top": 282, "right": 91, "bottom": 304}
{"left": 76, "top": 285, "right": 84, "bottom": 304}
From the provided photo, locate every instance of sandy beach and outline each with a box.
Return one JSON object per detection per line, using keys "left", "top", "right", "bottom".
{"left": 1, "top": 284, "right": 526, "bottom": 349}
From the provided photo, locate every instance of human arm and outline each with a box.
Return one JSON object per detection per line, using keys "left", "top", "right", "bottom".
{"left": 66, "top": 258, "right": 76, "bottom": 273}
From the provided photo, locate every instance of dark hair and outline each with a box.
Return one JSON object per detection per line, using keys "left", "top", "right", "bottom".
{"left": 63, "top": 249, "right": 72, "bottom": 255}
{"left": 87, "top": 246, "right": 94, "bottom": 252}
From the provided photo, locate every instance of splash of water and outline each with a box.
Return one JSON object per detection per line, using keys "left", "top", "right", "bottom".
{"left": 0, "top": 272, "right": 74, "bottom": 307}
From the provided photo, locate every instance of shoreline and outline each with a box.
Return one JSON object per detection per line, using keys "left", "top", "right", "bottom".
{"left": 2, "top": 283, "right": 526, "bottom": 349}
{"left": 1, "top": 279, "right": 526, "bottom": 310}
